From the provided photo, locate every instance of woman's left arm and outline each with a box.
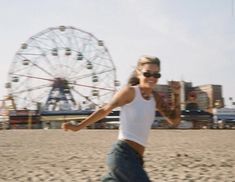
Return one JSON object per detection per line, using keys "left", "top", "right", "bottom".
{"left": 154, "top": 82, "right": 181, "bottom": 127}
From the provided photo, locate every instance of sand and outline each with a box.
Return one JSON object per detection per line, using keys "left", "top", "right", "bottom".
{"left": 0, "top": 129, "right": 234, "bottom": 182}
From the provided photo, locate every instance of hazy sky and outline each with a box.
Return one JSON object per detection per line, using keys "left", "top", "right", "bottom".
{"left": 0, "top": 0, "right": 234, "bottom": 106}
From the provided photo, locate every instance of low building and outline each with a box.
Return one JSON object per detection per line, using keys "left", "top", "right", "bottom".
{"left": 213, "top": 108, "right": 235, "bottom": 129}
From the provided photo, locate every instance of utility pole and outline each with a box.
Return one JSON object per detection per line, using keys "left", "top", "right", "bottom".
{"left": 229, "top": 97, "right": 233, "bottom": 108}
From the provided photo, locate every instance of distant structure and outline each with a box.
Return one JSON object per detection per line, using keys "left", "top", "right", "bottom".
{"left": 155, "top": 81, "right": 224, "bottom": 112}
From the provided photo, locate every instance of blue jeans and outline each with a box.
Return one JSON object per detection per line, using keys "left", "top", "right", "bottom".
{"left": 102, "top": 140, "right": 151, "bottom": 182}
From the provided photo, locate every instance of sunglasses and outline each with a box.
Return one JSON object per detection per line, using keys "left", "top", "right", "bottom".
{"left": 142, "top": 71, "right": 161, "bottom": 78}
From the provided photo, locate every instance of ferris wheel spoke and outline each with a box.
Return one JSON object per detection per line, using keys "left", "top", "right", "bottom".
{"left": 80, "top": 36, "right": 93, "bottom": 55}
{"left": 28, "top": 39, "right": 61, "bottom": 72}
{"left": 70, "top": 29, "right": 84, "bottom": 69}
{"left": 69, "top": 68, "right": 115, "bottom": 81}
{"left": 12, "top": 87, "right": 51, "bottom": 109}
{"left": 50, "top": 34, "right": 70, "bottom": 75}
{"left": 11, "top": 74, "right": 54, "bottom": 85}
{"left": 71, "top": 29, "right": 80, "bottom": 49}
{"left": 51, "top": 30, "right": 67, "bottom": 47}
{"left": 71, "top": 87, "right": 100, "bottom": 108}
{"left": 31, "top": 37, "right": 54, "bottom": 50}
{"left": 9, "top": 63, "right": 29, "bottom": 74}
{"left": 32, "top": 28, "right": 51, "bottom": 41}
{"left": 47, "top": 35, "right": 68, "bottom": 76}
{"left": 48, "top": 33, "right": 60, "bottom": 48}
{"left": 19, "top": 53, "right": 47, "bottom": 56}
{"left": 90, "top": 91, "right": 112, "bottom": 99}
{"left": 15, "top": 54, "right": 55, "bottom": 78}
{"left": 10, "top": 83, "right": 51, "bottom": 95}
{"left": 15, "top": 53, "right": 32, "bottom": 61}
{"left": 85, "top": 56, "right": 113, "bottom": 69}
{"left": 13, "top": 95, "right": 43, "bottom": 109}
{"left": 82, "top": 37, "right": 92, "bottom": 52}
{"left": 72, "top": 27, "right": 90, "bottom": 40}
{"left": 41, "top": 55, "right": 59, "bottom": 74}
{"left": 69, "top": 59, "right": 87, "bottom": 75}
{"left": 70, "top": 82, "right": 115, "bottom": 92}
{"left": 28, "top": 53, "right": 58, "bottom": 75}
{"left": 14, "top": 96, "right": 31, "bottom": 107}
{"left": 32, "top": 61, "right": 55, "bottom": 78}
{"left": 13, "top": 54, "right": 35, "bottom": 72}
{"left": 65, "top": 30, "right": 73, "bottom": 48}
{"left": 30, "top": 91, "right": 51, "bottom": 105}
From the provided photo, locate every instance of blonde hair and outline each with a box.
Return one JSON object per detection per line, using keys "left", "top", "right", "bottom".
{"left": 128, "top": 56, "right": 161, "bottom": 86}
{"left": 137, "top": 56, "right": 160, "bottom": 69}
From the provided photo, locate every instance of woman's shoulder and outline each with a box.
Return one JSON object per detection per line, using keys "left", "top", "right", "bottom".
{"left": 115, "top": 85, "right": 136, "bottom": 104}
{"left": 119, "top": 85, "right": 136, "bottom": 95}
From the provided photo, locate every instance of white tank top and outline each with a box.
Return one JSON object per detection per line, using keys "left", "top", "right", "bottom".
{"left": 118, "top": 86, "right": 156, "bottom": 147}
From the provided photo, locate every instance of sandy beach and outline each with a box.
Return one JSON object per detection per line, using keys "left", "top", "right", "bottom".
{"left": 0, "top": 129, "right": 234, "bottom": 182}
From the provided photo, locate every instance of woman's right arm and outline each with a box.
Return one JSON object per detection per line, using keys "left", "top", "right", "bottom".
{"left": 62, "top": 86, "right": 134, "bottom": 131}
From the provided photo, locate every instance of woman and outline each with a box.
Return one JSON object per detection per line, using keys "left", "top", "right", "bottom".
{"left": 62, "top": 56, "right": 181, "bottom": 181}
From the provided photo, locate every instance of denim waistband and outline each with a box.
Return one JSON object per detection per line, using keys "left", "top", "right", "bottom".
{"left": 116, "top": 140, "right": 143, "bottom": 160}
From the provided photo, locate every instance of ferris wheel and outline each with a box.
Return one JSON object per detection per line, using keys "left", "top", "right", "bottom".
{"left": 6, "top": 26, "right": 120, "bottom": 111}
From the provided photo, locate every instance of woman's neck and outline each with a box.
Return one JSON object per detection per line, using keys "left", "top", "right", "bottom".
{"left": 139, "top": 86, "right": 153, "bottom": 100}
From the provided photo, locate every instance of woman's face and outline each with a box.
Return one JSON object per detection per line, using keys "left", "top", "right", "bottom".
{"left": 138, "top": 63, "right": 160, "bottom": 89}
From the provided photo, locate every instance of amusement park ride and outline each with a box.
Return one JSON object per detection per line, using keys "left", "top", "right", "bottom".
{"left": 2, "top": 26, "right": 121, "bottom": 129}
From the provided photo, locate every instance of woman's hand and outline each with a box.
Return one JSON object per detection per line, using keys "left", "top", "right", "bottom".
{"left": 61, "top": 122, "right": 80, "bottom": 132}
{"left": 169, "top": 81, "right": 181, "bottom": 95}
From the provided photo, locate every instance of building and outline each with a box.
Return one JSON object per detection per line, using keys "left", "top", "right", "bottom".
{"left": 194, "top": 85, "right": 224, "bottom": 111}
{"left": 154, "top": 84, "right": 171, "bottom": 103}
{"left": 155, "top": 81, "right": 180, "bottom": 108}
{"left": 212, "top": 108, "right": 235, "bottom": 129}
{"left": 155, "top": 81, "right": 224, "bottom": 112}
{"left": 180, "top": 81, "right": 193, "bottom": 110}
